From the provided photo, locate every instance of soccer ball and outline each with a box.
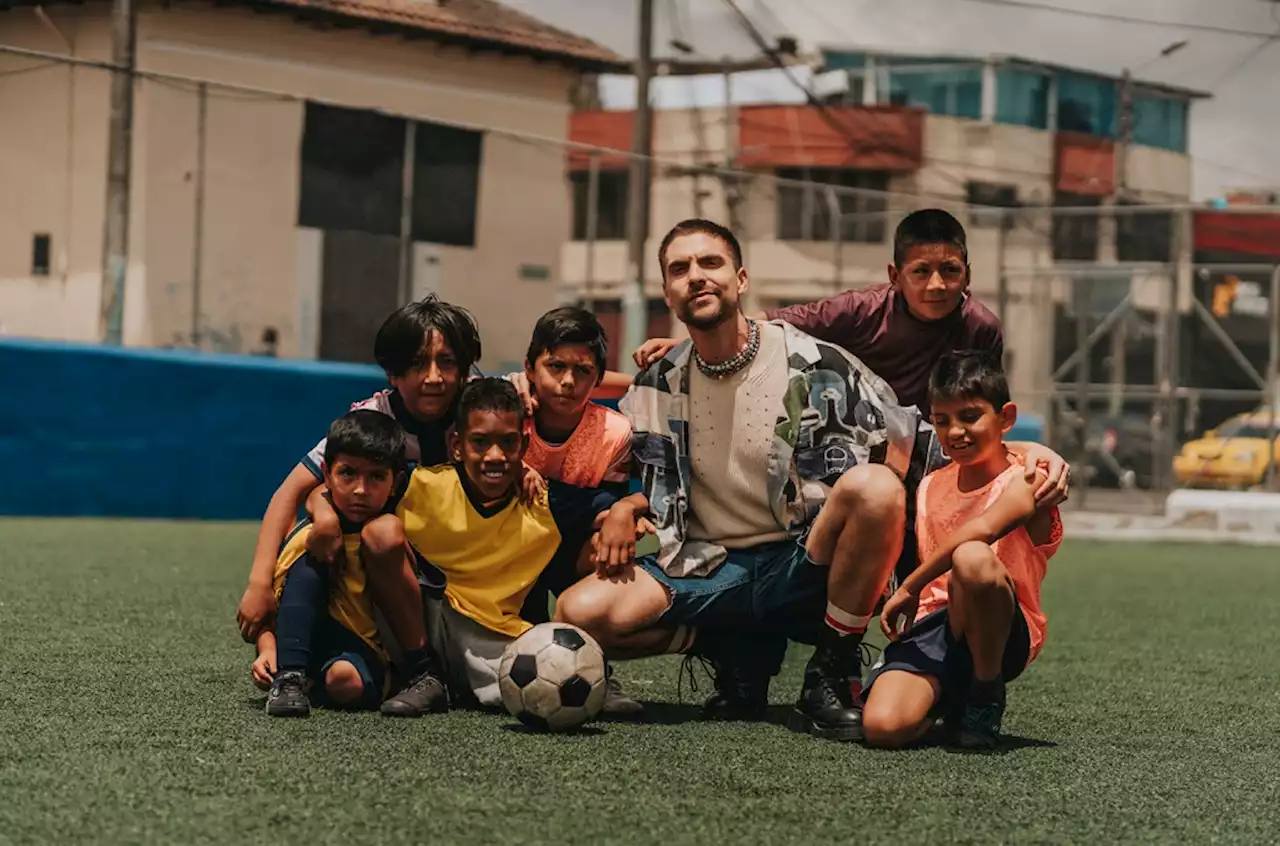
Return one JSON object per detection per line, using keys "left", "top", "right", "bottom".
{"left": 498, "top": 622, "right": 607, "bottom": 732}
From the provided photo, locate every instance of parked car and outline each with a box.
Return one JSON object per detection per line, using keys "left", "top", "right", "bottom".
{"left": 1172, "top": 413, "right": 1280, "bottom": 490}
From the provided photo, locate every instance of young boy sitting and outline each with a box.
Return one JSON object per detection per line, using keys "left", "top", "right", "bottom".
{"left": 369, "top": 377, "right": 625, "bottom": 711}
{"left": 253, "top": 410, "right": 407, "bottom": 717}
{"left": 864, "top": 351, "right": 1063, "bottom": 750}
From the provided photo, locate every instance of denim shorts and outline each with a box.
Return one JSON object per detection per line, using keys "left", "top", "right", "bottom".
{"left": 637, "top": 535, "right": 828, "bottom": 643}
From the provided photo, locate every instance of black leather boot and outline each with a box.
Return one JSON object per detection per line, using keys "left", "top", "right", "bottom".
{"left": 684, "top": 631, "right": 776, "bottom": 722}
{"left": 787, "top": 628, "right": 865, "bottom": 742}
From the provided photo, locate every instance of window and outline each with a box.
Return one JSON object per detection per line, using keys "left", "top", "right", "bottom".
{"left": 776, "top": 168, "right": 888, "bottom": 243}
{"left": 299, "top": 105, "right": 484, "bottom": 245}
{"left": 1116, "top": 203, "right": 1173, "bottom": 262}
{"left": 1056, "top": 72, "right": 1118, "bottom": 137}
{"left": 967, "top": 181, "right": 1018, "bottom": 227}
{"left": 884, "top": 64, "right": 983, "bottom": 119}
{"left": 299, "top": 103, "right": 405, "bottom": 236}
{"left": 570, "top": 170, "right": 629, "bottom": 241}
{"left": 1218, "top": 420, "right": 1279, "bottom": 440}
{"left": 31, "top": 233, "right": 50, "bottom": 276}
{"left": 411, "top": 121, "right": 483, "bottom": 247}
{"left": 1052, "top": 193, "right": 1100, "bottom": 261}
{"left": 1132, "top": 95, "right": 1187, "bottom": 152}
{"left": 995, "top": 69, "right": 1049, "bottom": 129}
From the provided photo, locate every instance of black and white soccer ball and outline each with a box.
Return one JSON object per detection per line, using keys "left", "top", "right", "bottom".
{"left": 498, "top": 622, "right": 607, "bottom": 732}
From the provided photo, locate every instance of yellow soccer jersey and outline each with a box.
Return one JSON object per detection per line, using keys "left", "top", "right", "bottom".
{"left": 397, "top": 465, "right": 618, "bottom": 638}
{"left": 274, "top": 525, "right": 386, "bottom": 662}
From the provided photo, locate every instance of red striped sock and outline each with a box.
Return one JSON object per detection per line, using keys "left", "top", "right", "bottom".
{"left": 825, "top": 602, "right": 871, "bottom": 636}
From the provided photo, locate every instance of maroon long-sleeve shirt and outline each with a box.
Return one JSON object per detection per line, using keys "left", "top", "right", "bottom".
{"left": 765, "top": 283, "right": 1003, "bottom": 416}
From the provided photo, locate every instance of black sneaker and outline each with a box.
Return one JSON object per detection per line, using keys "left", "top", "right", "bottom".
{"left": 954, "top": 679, "right": 1006, "bottom": 751}
{"left": 380, "top": 660, "right": 449, "bottom": 717}
{"left": 787, "top": 631, "right": 871, "bottom": 742}
{"left": 265, "top": 670, "right": 310, "bottom": 718}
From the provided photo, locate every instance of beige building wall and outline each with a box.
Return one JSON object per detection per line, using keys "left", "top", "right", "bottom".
{"left": 0, "top": 7, "right": 113, "bottom": 342}
{"left": 1, "top": 4, "right": 580, "bottom": 367}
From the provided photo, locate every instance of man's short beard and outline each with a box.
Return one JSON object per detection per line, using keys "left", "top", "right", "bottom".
{"left": 680, "top": 300, "right": 736, "bottom": 331}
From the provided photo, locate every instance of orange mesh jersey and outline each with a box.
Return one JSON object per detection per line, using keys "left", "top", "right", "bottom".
{"left": 915, "top": 457, "right": 1063, "bottom": 663}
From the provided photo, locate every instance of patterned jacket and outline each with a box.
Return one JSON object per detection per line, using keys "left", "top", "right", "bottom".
{"left": 620, "top": 321, "right": 920, "bottom": 578}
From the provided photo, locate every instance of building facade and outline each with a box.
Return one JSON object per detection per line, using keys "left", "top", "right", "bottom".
{"left": 0, "top": 0, "right": 619, "bottom": 371}
{"left": 561, "top": 50, "right": 1204, "bottom": 413}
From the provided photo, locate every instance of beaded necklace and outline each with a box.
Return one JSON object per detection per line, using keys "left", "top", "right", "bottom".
{"left": 692, "top": 319, "right": 761, "bottom": 380}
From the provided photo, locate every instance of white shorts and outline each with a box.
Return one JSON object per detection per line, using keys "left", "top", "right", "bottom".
{"left": 424, "top": 597, "right": 514, "bottom": 708}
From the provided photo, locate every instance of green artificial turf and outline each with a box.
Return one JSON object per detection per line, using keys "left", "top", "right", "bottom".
{"left": 0, "top": 519, "right": 1276, "bottom": 844}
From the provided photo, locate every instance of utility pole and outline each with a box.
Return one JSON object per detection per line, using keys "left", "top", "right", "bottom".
{"left": 621, "top": 0, "right": 654, "bottom": 374}
{"left": 99, "top": 0, "right": 137, "bottom": 345}
{"left": 721, "top": 57, "right": 752, "bottom": 312}
{"left": 1107, "top": 68, "right": 1133, "bottom": 417}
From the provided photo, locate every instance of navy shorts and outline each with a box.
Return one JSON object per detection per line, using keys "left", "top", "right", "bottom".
{"left": 637, "top": 535, "right": 827, "bottom": 643}
{"left": 864, "top": 604, "right": 1031, "bottom": 714}
{"left": 309, "top": 615, "right": 387, "bottom": 710}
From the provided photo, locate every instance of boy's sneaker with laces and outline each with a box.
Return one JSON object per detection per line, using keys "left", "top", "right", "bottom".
{"left": 380, "top": 659, "right": 450, "bottom": 717}
{"left": 265, "top": 670, "right": 311, "bottom": 718}
{"left": 955, "top": 678, "right": 1006, "bottom": 751}
{"left": 600, "top": 671, "right": 646, "bottom": 719}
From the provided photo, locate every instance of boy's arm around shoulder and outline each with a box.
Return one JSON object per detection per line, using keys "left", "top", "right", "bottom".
{"left": 237, "top": 463, "right": 322, "bottom": 642}
{"left": 900, "top": 469, "right": 1043, "bottom": 596}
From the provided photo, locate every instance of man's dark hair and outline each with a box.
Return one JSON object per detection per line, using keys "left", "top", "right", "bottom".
{"left": 373, "top": 295, "right": 481, "bottom": 378}
{"left": 525, "top": 306, "right": 608, "bottom": 380}
{"left": 456, "top": 377, "right": 527, "bottom": 432}
{"left": 657, "top": 218, "right": 743, "bottom": 279}
{"left": 323, "top": 409, "right": 407, "bottom": 472}
{"left": 929, "top": 349, "right": 1011, "bottom": 409}
{"left": 893, "top": 208, "right": 969, "bottom": 267}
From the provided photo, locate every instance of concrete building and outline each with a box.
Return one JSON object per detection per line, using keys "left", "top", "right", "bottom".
{"left": 561, "top": 50, "right": 1206, "bottom": 412}
{"left": 0, "top": 0, "right": 620, "bottom": 371}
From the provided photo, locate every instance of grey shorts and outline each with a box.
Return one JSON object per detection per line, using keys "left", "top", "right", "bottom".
{"left": 424, "top": 596, "right": 514, "bottom": 709}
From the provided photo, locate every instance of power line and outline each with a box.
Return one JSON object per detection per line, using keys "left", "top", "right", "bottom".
{"left": 956, "top": 0, "right": 1278, "bottom": 39}
{"left": 1205, "top": 5, "right": 1280, "bottom": 91}
{"left": 3, "top": 41, "right": 1277, "bottom": 217}
{"left": 0, "top": 61, "right": 59, "bottom": 78}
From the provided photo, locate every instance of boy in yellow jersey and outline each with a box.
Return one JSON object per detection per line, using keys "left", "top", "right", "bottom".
{"left": 373, "top": 377, "right": 625, "bottom": 712}
{"left": 253, "top": 410, "right": 408, "bottom": 717}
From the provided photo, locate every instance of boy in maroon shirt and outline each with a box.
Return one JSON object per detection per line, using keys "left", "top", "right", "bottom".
{"left": 763, "top": 209, "right": 1002, "bottom": 417}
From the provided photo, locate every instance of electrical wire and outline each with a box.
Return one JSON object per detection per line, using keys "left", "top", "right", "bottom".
{"left": 718, "top": 0, "right": 973, "bottom": 193}
{"left": 954, "top": 0, "right": 1277, "bottom": 39}
{"left": 2, "top": 41, "right": 1276, "bottom": 217}
{"left": 0, "top": 61, "right": 59, "bottom": 77}
{"left": 1204, "top": 4, "right": 1280, "bottom": 91}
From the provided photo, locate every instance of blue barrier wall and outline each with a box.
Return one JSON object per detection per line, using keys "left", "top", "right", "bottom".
{"left": 0, "top": 338, "right": 1045, "bottom": 519}
{"left": 0, "top": 338, "right": 385, "bottom": 519}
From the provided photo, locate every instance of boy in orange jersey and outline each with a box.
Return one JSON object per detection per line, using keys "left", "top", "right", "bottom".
{"left": 865, "top": 351, "right": 1063, "bottom": 750}
{"left": 515, "top": 307, "right": 644, "bottom": 716}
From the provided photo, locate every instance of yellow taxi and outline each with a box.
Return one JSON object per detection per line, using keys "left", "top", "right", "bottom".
{"left": 1172, "top": 413, "right": 1280, "bottom": 489}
